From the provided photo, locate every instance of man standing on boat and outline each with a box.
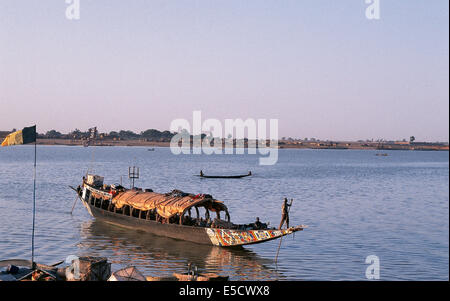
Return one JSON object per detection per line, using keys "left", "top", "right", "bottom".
{"left": 279, "top": 198, "right": 292, "bottom": 229}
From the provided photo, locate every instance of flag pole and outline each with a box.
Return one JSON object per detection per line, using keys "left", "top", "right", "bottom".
{"left": 31, "top": 138, "right": 37, "bottom": 269}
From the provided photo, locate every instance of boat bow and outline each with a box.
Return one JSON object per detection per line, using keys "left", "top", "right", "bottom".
{"left": 206, "top": 225, "right": 307, "bottom": 247}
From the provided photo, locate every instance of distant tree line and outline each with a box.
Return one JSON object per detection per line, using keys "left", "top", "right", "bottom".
{"left": 37, "top": 128, "right": 176, "bottom": 142}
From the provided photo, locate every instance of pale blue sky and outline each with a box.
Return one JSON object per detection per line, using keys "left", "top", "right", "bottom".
{"left": 0, "top": 0, "right": 448, "bottom": 141}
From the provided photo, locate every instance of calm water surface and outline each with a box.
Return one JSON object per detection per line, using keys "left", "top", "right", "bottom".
{"left": 0, "top": 146, "right": 448, "bottom": 280}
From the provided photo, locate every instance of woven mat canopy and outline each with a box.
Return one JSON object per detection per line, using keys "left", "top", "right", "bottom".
{"left": 111, "top": 190, "right": 227, "bottom": 219}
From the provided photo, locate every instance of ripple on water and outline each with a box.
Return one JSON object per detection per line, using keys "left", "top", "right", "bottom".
{"left": 0, "top": 147, "right": 448, "bottom": 280}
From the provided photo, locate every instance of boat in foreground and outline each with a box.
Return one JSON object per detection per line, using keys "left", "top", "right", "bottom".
{"left": 73, "top": 174, "right": 306, "bottom": 247}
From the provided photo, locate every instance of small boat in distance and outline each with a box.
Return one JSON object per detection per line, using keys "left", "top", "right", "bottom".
{"left": 375, "top": 153, "right": 388, "bottom": 156}
{"left": 198, "top": 170, "right": 252, "bottom": 179}
{"left": 148, "top": 148, "right": 155, "bottom": 151}
{"left": 72, "top": 174, "right": 305, "bottom": 247}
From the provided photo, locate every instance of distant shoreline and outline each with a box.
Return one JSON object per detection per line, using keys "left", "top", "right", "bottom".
{"left": 34, "top": 138, "right": 449, "bottom": 151}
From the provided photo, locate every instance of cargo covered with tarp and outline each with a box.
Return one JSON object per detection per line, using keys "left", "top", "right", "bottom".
{"left": 86, "top": 174, "right": 104, "bottom": 187}
{"left": 111, "top": 190, "right": 227, "bottom": 219}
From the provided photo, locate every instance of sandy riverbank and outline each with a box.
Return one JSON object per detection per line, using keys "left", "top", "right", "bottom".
{"left": 34, "top": 139, "right": 449, "bottom": 151}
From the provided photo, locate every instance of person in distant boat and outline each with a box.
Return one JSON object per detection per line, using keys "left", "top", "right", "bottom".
{"left": 279, "top": 198, "right": 292, "bottom": 229}
{"left": 200, "top": 170, "right": 204, "bottom": 177}
{"left": 248, "top": 171, "right": 252, "bottom": 176}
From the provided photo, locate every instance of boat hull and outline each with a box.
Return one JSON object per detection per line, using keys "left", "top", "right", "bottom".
{"left": 80, "top": 189, "right": 303, "bottom": 247}
{"left": 205, "top": 227, "right": 302, "bottom": 247}
{"left": 199, "top": 175, "right": 250, "bottom": 179}
{"left": 84, "top": 201, "right": 213, "bottom": 245}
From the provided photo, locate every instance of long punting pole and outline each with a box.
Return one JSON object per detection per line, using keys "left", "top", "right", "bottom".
{"left": 31, "top": 140, "right": 37, "bottom": 269}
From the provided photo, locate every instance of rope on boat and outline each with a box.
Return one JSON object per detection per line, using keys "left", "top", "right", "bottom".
{"left": 69, "top": 185, "right": 82, "bottom": 215}
{"left": 70, "top": 195, "right": 78, "bottom": 215}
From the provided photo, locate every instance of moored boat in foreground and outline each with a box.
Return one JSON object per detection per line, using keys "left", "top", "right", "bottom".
{"left": 73, "top": 174, "right": 306, "bottom": 247}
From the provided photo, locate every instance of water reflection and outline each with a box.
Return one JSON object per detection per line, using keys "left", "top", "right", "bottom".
{"left": 78, "top": 220, "right": 285, "bottom": 280}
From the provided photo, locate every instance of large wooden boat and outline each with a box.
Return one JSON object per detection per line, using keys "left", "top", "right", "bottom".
{"left": 74, "top": 174, "right": 306, "bottom": 247}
